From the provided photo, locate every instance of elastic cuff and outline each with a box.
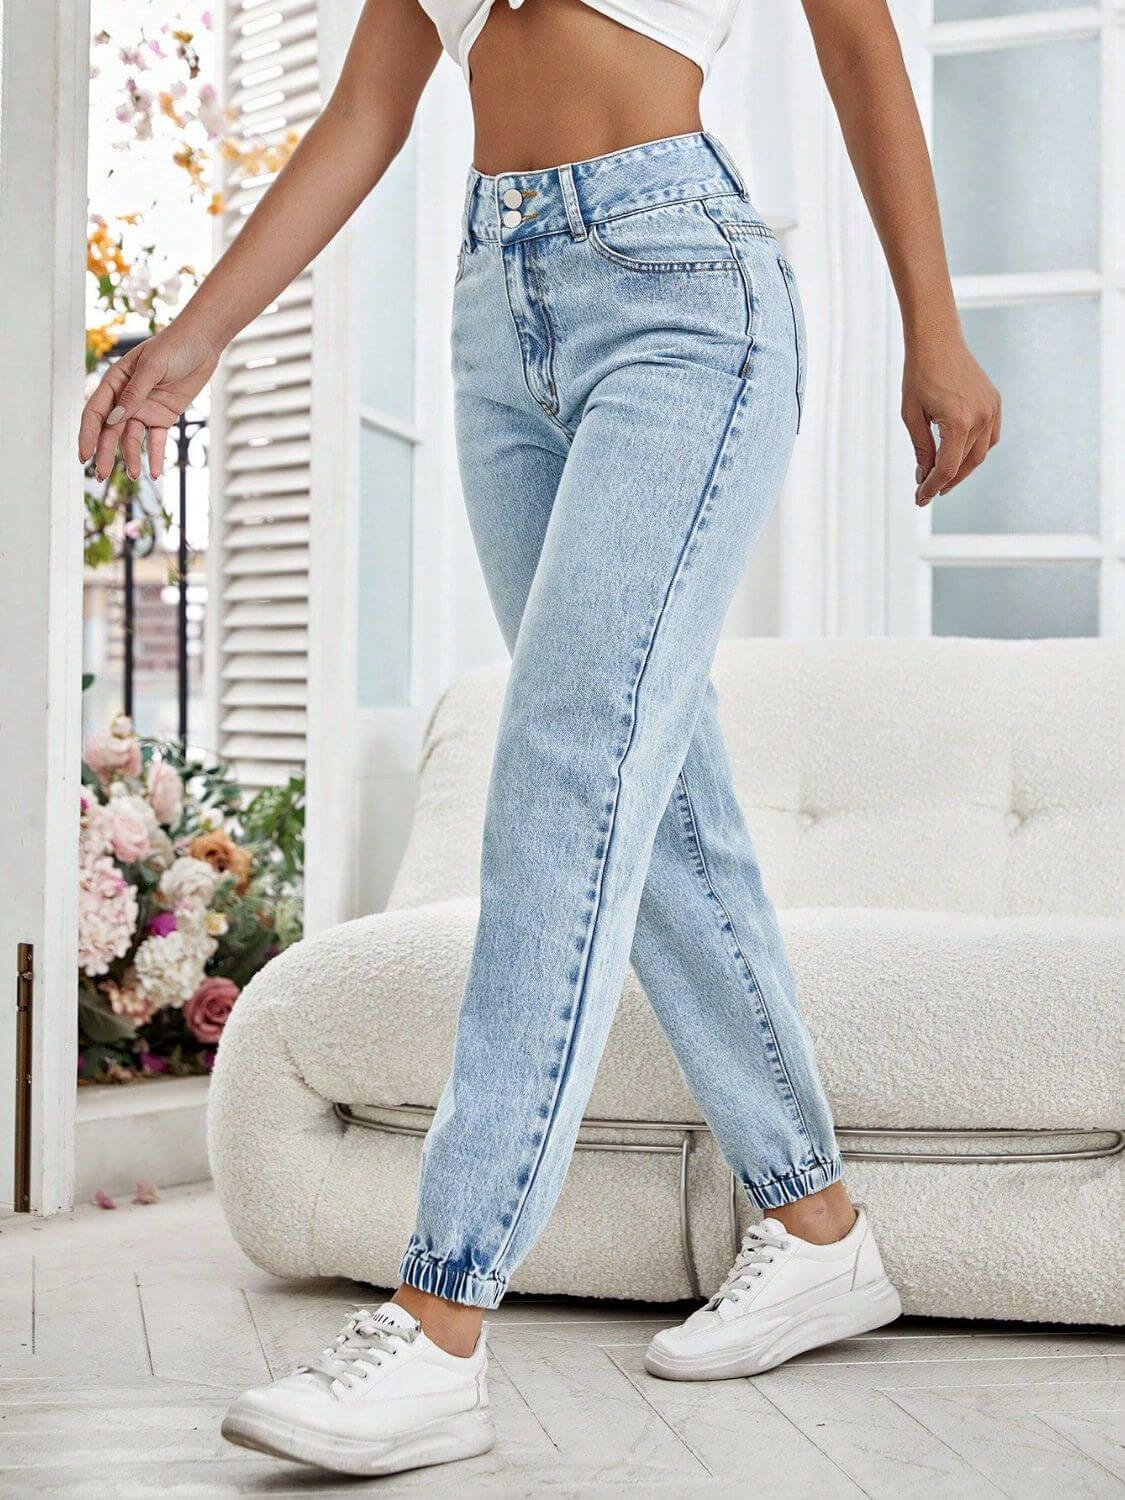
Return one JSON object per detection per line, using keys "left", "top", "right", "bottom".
{"left": 398, "top": 1248, "right": 508, "bottom": 1311}
{"left": 743, "top": 1153, "right": 843, "bottom": 1211}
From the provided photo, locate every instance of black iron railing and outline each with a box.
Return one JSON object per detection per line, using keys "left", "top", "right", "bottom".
{"left": 104, "top": 334, "right": 208, "bottom": 750}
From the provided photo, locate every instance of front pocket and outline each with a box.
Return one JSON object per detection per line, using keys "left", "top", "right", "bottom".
{"left": 588, "top": 199, "right": 741, "bottom": 274}
{"left": 777, "top": 256, "right": 807, "bottom": 432}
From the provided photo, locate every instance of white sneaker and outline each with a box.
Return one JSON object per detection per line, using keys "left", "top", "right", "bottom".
{"left": 645, "top": 1208, "right": 901, "bottom": 1380}
{"left": 221, "top": 1302, "right": 494, "bottom": 1476}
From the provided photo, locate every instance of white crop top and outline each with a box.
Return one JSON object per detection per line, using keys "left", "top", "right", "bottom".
{"left": 421, "top": 0, "right": 741, "bottom": 81}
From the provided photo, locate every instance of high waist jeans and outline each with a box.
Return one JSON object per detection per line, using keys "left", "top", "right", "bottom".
{"left": 399, "top": 133, "right": 842, "bottom": 1309}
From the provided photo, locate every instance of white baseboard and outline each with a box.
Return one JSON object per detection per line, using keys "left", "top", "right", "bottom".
{"left": 75, "top": 1075, "right": 211, "bottom": 1202}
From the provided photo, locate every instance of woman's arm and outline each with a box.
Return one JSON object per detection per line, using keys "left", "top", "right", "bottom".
{"left": 80, "top": 0, "right": 441, "bottom": 483}
{"left": 802, "top": 0, "right": 1000, "bottom": 505}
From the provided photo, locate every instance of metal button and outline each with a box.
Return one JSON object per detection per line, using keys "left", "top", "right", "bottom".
{"left": 502, "top": 209, "right": 522, "bottom": 229}
{"left": 502, "top": 188, "right": 523, "bottom": 210}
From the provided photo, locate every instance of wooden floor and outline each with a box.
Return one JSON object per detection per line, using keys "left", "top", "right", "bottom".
{"left": 1, "top": 1184, "right": 1122, "bottom": 1498}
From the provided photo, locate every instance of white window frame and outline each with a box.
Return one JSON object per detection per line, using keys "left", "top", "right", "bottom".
{"left": 889, "top": 0, "right": 1124, "bottom": 639}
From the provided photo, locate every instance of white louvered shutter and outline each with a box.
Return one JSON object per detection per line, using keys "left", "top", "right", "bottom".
{"left": 210, "top": 0, "right": 319, "bottom": 790}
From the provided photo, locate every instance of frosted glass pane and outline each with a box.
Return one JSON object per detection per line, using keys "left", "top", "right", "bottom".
{"left": 357, "top": 426, "right": 413, "bottom": 707}
{"left": 935, "top": 0, "right": 1072, "bottom": 19}
{"left": 933, "top": 301, "right": 1099, "bottom": 534}
{"left": 932, "top": 564, "right": 1098, "bottom": 638}
{"left": 935, "top": 41, "right": 1099, "bottom": 274}
{"left": 356, "top": 137, "right": 417, "bottom": 423}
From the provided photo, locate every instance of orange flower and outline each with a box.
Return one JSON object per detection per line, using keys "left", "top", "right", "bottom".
{"left": 172, "top": 144, "right": 208, "bottom": 191}
{"left": 86, "top": 318, "right": 124, "bottom": 360}
{"left": 87, "top": 220, "right": 129, "bottom": 279}
{"left": 158, "top": 92, "right": 185, "bottom": 127}
{"left": 188, "top": 830, "right": 253, "bottom": 894}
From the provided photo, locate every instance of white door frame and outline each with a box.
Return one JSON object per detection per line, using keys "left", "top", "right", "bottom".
{"left": 0, "top": 0, "right": 90, "bottom": 1213}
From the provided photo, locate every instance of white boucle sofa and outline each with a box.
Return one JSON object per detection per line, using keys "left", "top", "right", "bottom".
{"left": 211, "top": 639, "right": 1125, "bottom": 1325}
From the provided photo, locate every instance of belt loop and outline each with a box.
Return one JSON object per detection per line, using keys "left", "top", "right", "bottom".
{"left": 703, "top": 132, "right": 749, "bottom": 200}
{"left": 462, "top": 172, "right": 479, "bottom": 251}
{"left": 558, "top": 162, "right": 587, "bottom": 241}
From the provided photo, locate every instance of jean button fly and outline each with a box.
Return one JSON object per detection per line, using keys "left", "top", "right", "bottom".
{"left": 502, "top": 209, "right": 522, "bottom": 229}
{"left": 502, "top": 188, "right": 523, "bottom": 210}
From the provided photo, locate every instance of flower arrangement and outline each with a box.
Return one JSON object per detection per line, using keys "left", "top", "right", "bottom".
{"left": 78, "top": 714, "right": 304, "bottom": 1084}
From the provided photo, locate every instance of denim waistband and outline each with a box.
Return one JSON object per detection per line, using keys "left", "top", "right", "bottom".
{"left": 461, "top": 131, "right": 749, "bottom": 249}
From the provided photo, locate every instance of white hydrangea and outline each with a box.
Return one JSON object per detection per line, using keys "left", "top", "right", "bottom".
{"left": 77, "top": 855, "right": 139, "bottom": 977}
{"left": 158, "top": 855, "right": 219, "bottom": 915}
{"left": 133, "top": 922, "right": 218, "bottom": 1011}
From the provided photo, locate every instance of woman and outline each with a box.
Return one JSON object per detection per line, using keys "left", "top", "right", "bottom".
{"left": 80, "top": 0, "right": 999, "bottom": 1479}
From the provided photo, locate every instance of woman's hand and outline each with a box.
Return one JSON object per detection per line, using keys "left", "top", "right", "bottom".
{"left": 79, "top": 321, "right": 221, "bottom": 483}
{"left": 902, "top": 333, "right": 1001, "bottom": 507}
{"left": 77, "top": 0, "right": 440, "bottom": 488}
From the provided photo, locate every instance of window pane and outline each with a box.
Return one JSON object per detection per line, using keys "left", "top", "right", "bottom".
{"left": 357, "top": 426, "right": 413, "bottom": 707}
{"left": 935, "top": 40, "right": 1099, "bottom": 275}
{"left": 356, "top": 138, "right": 416, "bottom": 423}
{"left": 932, "top": 564, "right": 1099, "bottom": 638}
{"left": 935, "top": 0, "right": 1073, "bottom": 19}
{"left": 933, "top": 300, "right": 1099, "bottom": 534}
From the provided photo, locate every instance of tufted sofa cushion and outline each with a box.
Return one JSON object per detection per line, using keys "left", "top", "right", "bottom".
{"left": 233, "top": 898, "right": 1124, "bottom": 1132}
{"left": 391, "top": 638, "right": 1125, "bottom": 919}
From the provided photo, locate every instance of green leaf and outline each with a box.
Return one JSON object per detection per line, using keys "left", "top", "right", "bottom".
{"left": 78, "top": 993, "right": 138, "bottom": 1044}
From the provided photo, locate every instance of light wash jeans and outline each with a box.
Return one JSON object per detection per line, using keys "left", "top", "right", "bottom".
{"left": 400, "top": 133, "right": 841, "bottom": 1309}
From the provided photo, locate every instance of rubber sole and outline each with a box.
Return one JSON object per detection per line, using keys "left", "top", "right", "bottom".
{"left": 644, "top": 1276, "right": 903, "bottom": 1381}
{"left": 221, "top": 1402, "right": 496, "bottom": 1476}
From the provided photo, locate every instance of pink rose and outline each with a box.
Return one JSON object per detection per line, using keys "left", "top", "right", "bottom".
{"left": 147, "top": 911, "right": 177, "bottom": 937}
{"left": 184, "top": 976, "right": 240, "bottom": 1044}
{"left": 147, "top": 760, "right": 183, "bottom": 827}
{"left": 85, "top": 719, "right": 142, "bottom": 783}
{"left": 103, "top": 798, "right": 150, "bottom": 863}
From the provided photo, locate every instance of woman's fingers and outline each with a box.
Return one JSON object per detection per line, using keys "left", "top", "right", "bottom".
{"left": 94, "top": 409, "right": 124, "bottom": 482}
{"left": 121, "top": 418, "right": 147, "bottom": 483}
{"left": 147, "top": 425, "right": 169, "bottom": 482}
{"left": 946, "top": 424, "right": 994, "bottom": 493}
{"left": 79, "top": 356, "right": 133, "bottom": 464}
{"left": 107, "top": 347, "right": 162, "bottom": 432}
{"left": 916, "top": 412, "right": 970, "bottom": 505}
{"left": 80, "top": 341, "right": 163, "bottom": 472}
{"left": 902, "top": 398, "right": 936, "bottom": 494}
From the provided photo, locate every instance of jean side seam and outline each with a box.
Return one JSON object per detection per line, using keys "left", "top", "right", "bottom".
{"left": 489, "top": 380, "right": 750, "bottom": 1275}
{"left": 674, "top": 770, "right": 816, "bottom": 1157}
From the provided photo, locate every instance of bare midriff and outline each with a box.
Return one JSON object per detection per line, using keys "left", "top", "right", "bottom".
{"left": 469, "top": 0, "right": 704, "bottom": 174}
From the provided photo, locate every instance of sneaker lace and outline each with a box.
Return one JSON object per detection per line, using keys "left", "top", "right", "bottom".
{"left": 297, "top": 1307, "right": 418, "bottom": 1391}
{"left": 708, "top": 1221, "right": 791, "bottom": 1309}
